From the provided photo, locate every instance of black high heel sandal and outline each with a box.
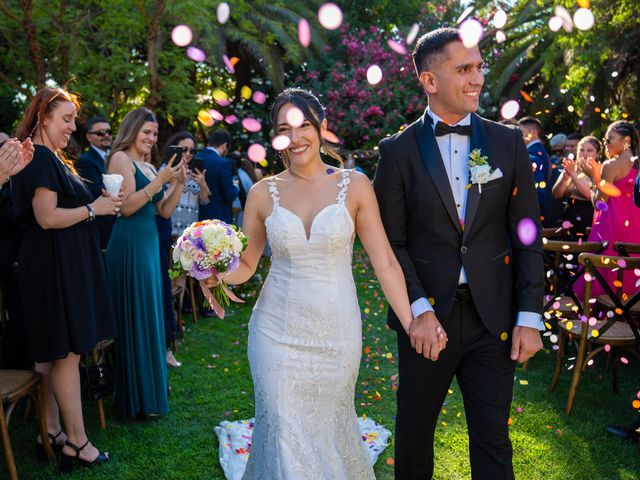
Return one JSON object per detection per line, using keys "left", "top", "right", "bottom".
{"left": 35, "top": 429, "right": 65, "bottom": 461}
{"left": 60, "top": 439, "right": 109, "bottom": 473}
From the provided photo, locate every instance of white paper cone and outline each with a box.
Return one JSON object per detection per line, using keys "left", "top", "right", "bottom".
{"left": 102, "top": 174, "right": 123, "bottom": 197}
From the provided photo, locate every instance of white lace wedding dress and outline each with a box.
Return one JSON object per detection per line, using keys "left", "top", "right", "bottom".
{"left": 242, "top": 170, "right": 375, "bottom": 479}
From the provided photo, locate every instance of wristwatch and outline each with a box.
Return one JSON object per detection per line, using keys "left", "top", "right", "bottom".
{"left": 86, "top": 204, "right": 96, "bottom": 222}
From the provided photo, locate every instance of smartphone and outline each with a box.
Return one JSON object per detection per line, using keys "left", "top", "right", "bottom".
{"left": 191, "top": 157, "right": 204, "bottom": 172}
{"left": 168, "top": 145, "right": 183, "bottom": 165}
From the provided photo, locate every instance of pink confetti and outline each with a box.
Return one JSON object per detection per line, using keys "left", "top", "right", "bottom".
{"left": 216, "top": 98, "right": 231, "bottom": 107}
{"left": 171, "top": 25, "right": 193, "bottom": 47}
{"left": 271, "top": 135, "right": 291, "bottom": 151}
{"left": 604, "top": 344, "right": 611, "bottom": 352}
{"left": 458, "top": 18, "right": 483, "bottom": 48}
{"left": 548, "top": 16, "right": 563, "bottom": 32}
{"left": 247, "top": 144, "right": 266, "bottom": 163}
{"left": 224, "top": 115, "right": 238, "bottom": 124}
{"left": 517, "top": 218, "right": 537, "bottom": 246}
{"left": 186, "top": 47, "right": 206, "bottom": 62}
{"left": 241, "top": 117, "right": 262, "bottom": 133}
{"left": 406, "top": 24, "right": 419, "bottom": 44}
{"left": 561, "top": 220, "right": 572, "bottom": 229}
{"left": 387, "top": 39, "right": 407, "bottom": 55}
{"left": 318, "top": 3, "right": 343, "bottom": 30}
{"left": 617, "top": 259, "right": 627, "bottom": 268}
{"left": 298, "top": 18, "right": 311, "bottom": 47}
{"left": 209, "top": 109, "right": 224, "bottom": 121}
{"left": 621, "top": 357, "right": 629, "bottom": 365}
{"left": 223, "top": 54, "right": 235, "bottom": 74}
{"left": 285, "top": 107, "right": 305, "bottom": 127}
{"left": 501, "top": 100, "right": 520, "bottom": 119}
{"left": 252, "top": 91, "right": 267, "bottom": 104}
{"left": 366, "top": 65, "right": 383, "bottom": 85}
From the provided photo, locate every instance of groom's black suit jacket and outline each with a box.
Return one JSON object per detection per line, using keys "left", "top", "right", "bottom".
{"left": 374, "top": 112, "right": 544, "bottom": 337}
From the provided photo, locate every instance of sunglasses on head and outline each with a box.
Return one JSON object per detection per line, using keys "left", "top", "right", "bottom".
{"left": 88, "top": 129, "right": 112, "bottom": 137}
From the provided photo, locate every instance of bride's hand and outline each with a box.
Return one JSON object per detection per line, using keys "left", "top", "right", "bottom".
{"left": 204, "top": 276, "right": 219, "bottom": 288}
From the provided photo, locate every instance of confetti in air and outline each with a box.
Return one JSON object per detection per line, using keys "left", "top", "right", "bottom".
{"left": 298, "top": 18, "right": 311, "bottom": 47}
{"left": 366, "top": 65, "right": 383, "bottom": 85}
{"left": 318, "top": 3, "right": 343, "bottom": 30}
{"left": 500, "top": 100, "right": 520, "bottom": 119}
{"left": 458, "top": 19, "right": 483, "bottom": 48}
{"left": 247, "top": 144, "right": 266, "bottom": 163}
{"left": 171, "top": 25, "right": 192, "bottom": 47}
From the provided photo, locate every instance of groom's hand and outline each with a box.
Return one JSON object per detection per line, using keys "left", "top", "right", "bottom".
{"left": 409, "top": 311, "right": 448, "bottom": 361}
{"left": 510, "top": 326, "right": 543, "bottom": 363}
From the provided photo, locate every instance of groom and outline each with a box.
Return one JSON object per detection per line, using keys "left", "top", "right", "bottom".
{"left": 374, "top": 28, "right": 544, "bottom": 479}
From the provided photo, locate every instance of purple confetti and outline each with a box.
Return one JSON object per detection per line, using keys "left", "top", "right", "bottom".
{"left": 517, "top": 218, "right": 537, "bottom": 246}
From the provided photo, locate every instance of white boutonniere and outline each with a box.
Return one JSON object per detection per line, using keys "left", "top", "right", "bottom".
{"left": 468, "top": 149, "right": 502, "bottom": 193}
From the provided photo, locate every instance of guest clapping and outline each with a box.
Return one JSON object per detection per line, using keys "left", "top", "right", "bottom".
{"left": 105, "top": 108, "right": 186, "bottom": 418}
{"left": 0, "top": 137, "right": 34, "bottom": 184}
{"left": 552, "top": 136, "right": 601, "bottom": 238}
{"left": 11, "top": 87, "right": 118, "bottom": 470}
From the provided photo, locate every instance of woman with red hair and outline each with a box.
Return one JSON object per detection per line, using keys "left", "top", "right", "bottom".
{"left": 11, "top": 87, "right": 120, "bottom": 471}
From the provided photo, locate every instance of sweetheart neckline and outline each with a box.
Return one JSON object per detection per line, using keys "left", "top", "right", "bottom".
{"left": 266, "top": 203, "right": 354, "bottom": 242}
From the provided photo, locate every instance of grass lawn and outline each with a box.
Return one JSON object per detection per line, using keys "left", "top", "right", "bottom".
{"left": 6, "top": 243, "right": 640, "bottom": 479}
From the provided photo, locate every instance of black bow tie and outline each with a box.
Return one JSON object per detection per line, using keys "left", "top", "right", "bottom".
{"left": 434, "top": 122, "right": 473, "bottom": 137}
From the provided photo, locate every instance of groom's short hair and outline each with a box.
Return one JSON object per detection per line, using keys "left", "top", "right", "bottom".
{"left": 412, "top": 27, "right": 460, "bottom": 74}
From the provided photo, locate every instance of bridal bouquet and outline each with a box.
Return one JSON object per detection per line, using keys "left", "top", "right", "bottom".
{"left": 171, "top": 219, "right": 248, "bottom": 318}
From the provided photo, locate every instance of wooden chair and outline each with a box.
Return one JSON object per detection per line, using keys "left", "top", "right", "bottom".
{"left": 552, "top": 253, "right": 640, "bottom": 414}
{"left": 614, "top": 242, "right": 640, "bottom": 256}
{"left": 542, "top": 240, "right": 607, "bottom": 320}
{"left": 0, "top": 370, "right": 55, "bottom": 479}
{"left": 188, "top": 277, "right": 199, "bottom": 323}
{"left": 82, "top": 339, "right": 114, "bottom": 430}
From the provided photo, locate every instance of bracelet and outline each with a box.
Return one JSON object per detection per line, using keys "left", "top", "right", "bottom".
{"left": 85, "top": 204, "right": 95, "bottom": 222}
{"left": 142, "top": 187, "right": 153, "bottom": 202}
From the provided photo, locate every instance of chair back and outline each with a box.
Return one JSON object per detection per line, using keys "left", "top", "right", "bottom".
{"left": 577, "top": 253, "right": 640, "bottom": 347}
{"left": 614, "top": 242, "right": 640, "bottom": 256}
{"left": 542, "top": 240, "right": 607, "bottom": 313}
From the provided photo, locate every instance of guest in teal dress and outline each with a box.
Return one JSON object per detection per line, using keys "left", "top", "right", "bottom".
{"left": 105, "top": 108, "right": 186, "bottom": 418}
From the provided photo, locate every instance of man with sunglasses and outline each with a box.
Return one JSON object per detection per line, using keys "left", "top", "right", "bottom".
{"left": 76, "top": 116, "right": 115, "bottom": 248}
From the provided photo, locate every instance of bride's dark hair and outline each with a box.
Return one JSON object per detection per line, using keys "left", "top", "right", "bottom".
{"left": 270, "top": 88, "right": 342, "bottom": 168}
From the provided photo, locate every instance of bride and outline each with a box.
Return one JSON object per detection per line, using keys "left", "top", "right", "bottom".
{"left": 221, "top": 88, "right": 447, "bottom": 479}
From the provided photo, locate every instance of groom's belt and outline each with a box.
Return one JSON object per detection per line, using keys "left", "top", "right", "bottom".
{"left": 455, "top": 284, "right": 471, "bottom": 302}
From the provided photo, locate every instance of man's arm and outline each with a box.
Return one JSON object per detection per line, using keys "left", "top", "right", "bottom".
{"left": 509, "top": 130, "right": 545, "bottom": 361}
{"left": 373, "top": 141, "right": 427, "bottom": 305}
{"left": 76, "top": 153, "right": 104, "bottom": 199}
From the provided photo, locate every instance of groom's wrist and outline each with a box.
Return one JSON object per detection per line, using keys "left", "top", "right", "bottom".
{"left": 411, "top": 297, "right": 434, "bottom": 319}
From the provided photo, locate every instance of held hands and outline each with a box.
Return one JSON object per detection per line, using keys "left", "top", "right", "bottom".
{"left": 510, "top": 326, "right": 543, "bottom": 363}
{"left": 91, "top": 189, "right": 123, "bottom": 216}
{"left": 409, "top": 311, "right": 448, "bottom": 361}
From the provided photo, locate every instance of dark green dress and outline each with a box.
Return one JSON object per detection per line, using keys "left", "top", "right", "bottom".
{"left": 106, "top": 164, "right": 168, "bottom": 418}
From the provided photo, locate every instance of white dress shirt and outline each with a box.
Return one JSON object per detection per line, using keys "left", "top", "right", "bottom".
{"left": 90, "top": 144, "right": 109, "bottom": 162}
{"left": 410, "top": 109, "right": 544, "bottom": 331}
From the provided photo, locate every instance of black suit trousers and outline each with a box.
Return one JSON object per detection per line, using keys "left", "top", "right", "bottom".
{"left": 395, "top": 289, "right": 516, "bottom": 480}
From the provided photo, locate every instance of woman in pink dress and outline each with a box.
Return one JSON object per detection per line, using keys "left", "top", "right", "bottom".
{"left": 575, "top": 120, "right": 640, "bottom": 297}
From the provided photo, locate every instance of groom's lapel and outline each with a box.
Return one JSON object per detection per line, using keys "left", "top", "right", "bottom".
{"left": 462, "top": 113, "right": 489, "bottom": 240}
{"left": 415, "top": 112, "right": 462, "bottom": 234}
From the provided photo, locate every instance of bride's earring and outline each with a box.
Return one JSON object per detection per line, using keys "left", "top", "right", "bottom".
{"left": 623, "top": 141, "right": 631, "bottom": 152}
{"left": 320, "top": 146, "right": 326, "bottom": 155}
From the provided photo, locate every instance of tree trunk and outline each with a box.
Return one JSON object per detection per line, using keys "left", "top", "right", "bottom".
{"left": 145, "top": 0, "right": 165, "bottom": 110}
{"left": 20, "top": 0, "right": 46, "bottom": 89}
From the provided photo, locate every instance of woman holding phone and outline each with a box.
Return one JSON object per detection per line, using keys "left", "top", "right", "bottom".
{"left": 157, "top": 132, "right": 210, "bottom": 367}
{"left": 105, "top": 108, "right": 186, "bottom": 418}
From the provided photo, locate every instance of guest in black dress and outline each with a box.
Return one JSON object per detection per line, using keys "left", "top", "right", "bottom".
{"left": 551, "top": 136, "right": 601, "bottom": 239}
{"left": 11, "top": 88, "right": 121, "bottom": 471}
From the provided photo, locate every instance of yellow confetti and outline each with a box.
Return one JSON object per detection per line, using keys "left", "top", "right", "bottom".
{"left": 519, "top": 380, "right": 528, "bottom": 385}
{"left": 500, "top": 332, "right": 509, "bottom": 341}
{"left": 197, "top": 110, "right": 214, "bottom": 127}
{"left": 591, "top": 330, "right": 599, "bottom": 338}
{"left": 428, "top": 297, "right": 435, "bottom": 305}
{"left": 213, "top": 89, "right": 229, "bottom": 102}
{"left": 241, "top": 85, "right": 252, "bottom": 100}
{"left": 167, "top": 113, "right": 174, "bottom": 126}
{"left": 566, "top": 321, "right": 574, "bottom": 330}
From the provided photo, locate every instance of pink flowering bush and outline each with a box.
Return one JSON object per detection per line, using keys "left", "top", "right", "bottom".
{"left": 296, "top": 24, "right": 425, "bottom": 158}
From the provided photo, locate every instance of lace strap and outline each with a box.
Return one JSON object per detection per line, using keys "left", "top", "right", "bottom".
{"left": 267, "top": 178, "right": 280, "bottom": 206}
{"left": 336, "top": 169, "right": 351, "bottom": 204}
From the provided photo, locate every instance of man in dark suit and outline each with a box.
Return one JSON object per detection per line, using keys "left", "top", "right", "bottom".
{"left": 374, "top": 28, "right": 544, "bottom": 480}
{"left": 196, "top": 129, "right": 238, "bottom": 224}
{"left": 76, "top": 116, "right": 114, "bottom": 248}
{"left": 517, "top": 116, "right": 553, "bottom": 226}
